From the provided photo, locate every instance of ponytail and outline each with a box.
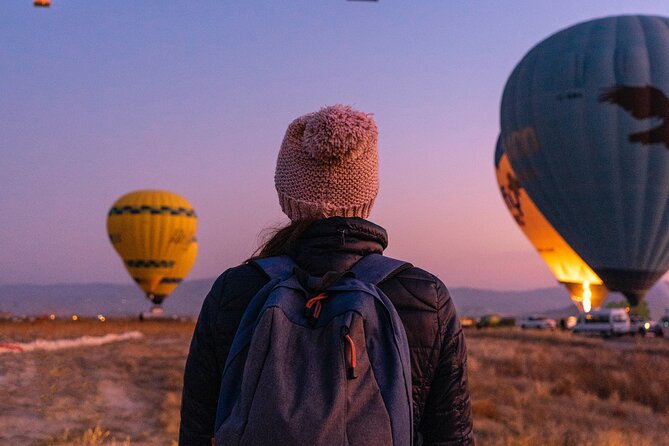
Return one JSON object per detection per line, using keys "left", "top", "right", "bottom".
{"left": 247, "top": 219, "right": 316, "bottom": 261}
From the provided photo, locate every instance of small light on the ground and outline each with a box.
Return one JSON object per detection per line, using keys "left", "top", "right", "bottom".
{"left": 49, "top": 314, "right": 56, "bottom": 320}
{"left": 97, "top": 314, "right": 106, "bottom": 322}
{"left": 71, "top": 314, "right": 78, "bottom": 321}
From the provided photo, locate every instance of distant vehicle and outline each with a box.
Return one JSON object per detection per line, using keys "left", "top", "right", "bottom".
{"left": 628, "top": 315, "right": 655, "bottom": 336}
{"left": 476, "top": 314, "right": 516, "bottom": 329}
{"left": 638, "top": 320, "right": 664, "bottom": 337}
{"left": 459, "top": 317, "right": 476, "bottom": 328}
{"left": 139, "top": 306, "right": 167, "bottom": 321}
{"left": 658, "top": 314, "right": 669, "bottom": 338}
{"left": 520, "top": 315, "right": 557, "bottom": 330}
{"left": 629, "top": 315, "right": 644, "bottom": 335}
{"left": 572, "top": 309, "right": 630, "bottom": 337}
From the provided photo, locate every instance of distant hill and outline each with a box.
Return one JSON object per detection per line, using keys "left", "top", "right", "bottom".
{"left": 450, "top": 284, "right": 669, "bottom": 320}
{"left": 1, "top": 279, "right": 668, "bottom": 319}
{"left": 450, "top": 287, "right": 570, "bottom": 317}
{"left": 0, "top": 279, "right": 215, "bottom": 318}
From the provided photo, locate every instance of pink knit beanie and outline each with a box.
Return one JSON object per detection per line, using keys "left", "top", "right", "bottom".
{"left": 275, "top": 104, "right": 379, "bottom": 221}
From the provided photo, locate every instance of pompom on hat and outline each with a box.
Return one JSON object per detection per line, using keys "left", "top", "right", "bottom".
{"left": 275, "top": 104, "right": 379, "bottom": 221}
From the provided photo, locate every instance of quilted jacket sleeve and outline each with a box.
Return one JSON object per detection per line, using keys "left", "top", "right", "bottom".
{"left": 179, "top": 279, "right": 224, "bottom": 446}
{"left": 419, "top": 279, "right": 475, "bottom": 446}
{"left": 179, "top": 264, "right": 269, "bottom": 446}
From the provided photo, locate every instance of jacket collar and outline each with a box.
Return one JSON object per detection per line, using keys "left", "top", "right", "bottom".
{"left": 289, "top": 217, "right": 388, "bottom": 275}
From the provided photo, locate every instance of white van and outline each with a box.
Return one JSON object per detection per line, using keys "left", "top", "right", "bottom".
{"left": 572, "top": 309, "right": 631, "bottom": 337}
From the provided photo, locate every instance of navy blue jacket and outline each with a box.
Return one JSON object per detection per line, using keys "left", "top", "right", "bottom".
{"left": 179, "top": 217, "right": 474, "bottom": 445}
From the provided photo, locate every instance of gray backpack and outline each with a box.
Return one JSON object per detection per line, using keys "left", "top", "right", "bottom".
{"left": 214, "top": 253, "right": 413, "bottom": 446}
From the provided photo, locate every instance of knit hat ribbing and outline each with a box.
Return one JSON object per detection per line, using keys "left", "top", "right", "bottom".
{"left": 275, "top": 105, "right": 379, "bottom": 221}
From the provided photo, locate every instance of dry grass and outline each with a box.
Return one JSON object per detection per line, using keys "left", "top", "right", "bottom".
{"left": 0, "top": 320, "right": 192, "bottom": 446}
{"left": 467, "top": 328, "right": 669, "bottom": 445}
{"left": 46, "top": 425, "right": 132, "bottom": 446}
{"left": 1, "top": 321, "right": 668, "bottom": 445}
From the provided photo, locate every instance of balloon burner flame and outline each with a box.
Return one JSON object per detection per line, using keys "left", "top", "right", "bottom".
{"left": 582, "top": 281, "right": 592, "bottom": 313}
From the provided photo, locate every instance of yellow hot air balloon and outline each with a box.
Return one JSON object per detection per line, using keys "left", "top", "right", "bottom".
{"left": 107, "top": 190, "right": 197, "bottom": 306}
{"left": 152, "top": 238, "right": 198, "bottom": 299}
{"left": 495, "top": 138, "right": 607, "bottom": 312}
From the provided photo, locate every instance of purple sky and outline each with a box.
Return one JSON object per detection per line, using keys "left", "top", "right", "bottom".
{"left": 3, "top": 1, "right": 669, "bottom": 291}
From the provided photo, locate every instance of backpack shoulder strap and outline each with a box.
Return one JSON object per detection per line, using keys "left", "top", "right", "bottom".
{"left": 350, "top": 253, "right": 412, "bottom": 285}
{"left": 223, "top": 256, "right": 296, "bottom": 372}
{"left": 252, "top": 255, "right": 296, "bottom": 281}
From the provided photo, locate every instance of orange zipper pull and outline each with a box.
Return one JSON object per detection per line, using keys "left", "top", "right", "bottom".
{"left": 305, "top": 292, "right": 328, "bottom": 325}
{"left": 344, "top": 333, "right": 357, "bottom": 379}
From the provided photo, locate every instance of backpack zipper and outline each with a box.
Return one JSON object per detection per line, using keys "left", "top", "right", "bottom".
{"left": 341, "top": 327, "right": 357, "bottom": 380}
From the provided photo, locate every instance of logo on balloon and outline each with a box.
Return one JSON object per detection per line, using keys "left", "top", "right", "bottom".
{"left": 599, "top": 85, "right": 669, "bottom": 150}
{"left": 503, "top": 127, "right": 540, "bottom": 159}
{"left": 500, "top": 172, "right": 525, "bottom": 226}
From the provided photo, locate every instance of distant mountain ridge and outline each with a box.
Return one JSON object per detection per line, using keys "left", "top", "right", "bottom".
{"left": 1, "top": 279, "right": 668, "bottom": 319}
{"left": 0, "top": 279, "right": 216, "bottom": 318}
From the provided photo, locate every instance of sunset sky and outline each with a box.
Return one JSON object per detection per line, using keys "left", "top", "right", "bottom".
{"left": 4, "top": 1, "right": 669, "bottom": 291}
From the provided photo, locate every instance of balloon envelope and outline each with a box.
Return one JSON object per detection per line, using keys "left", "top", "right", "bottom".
{"left": 107, "top": 190, "right": 197, "bottom": 305}
{"left": 495, "top": 136, "right": 608, "bottom": 311}
{"left": 501, "top": 15, "right": 669, "bottom": 305}
{"left": 152, "top": 240, "right": 198, "bottom": 300}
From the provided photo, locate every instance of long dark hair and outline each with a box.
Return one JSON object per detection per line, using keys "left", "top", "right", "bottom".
{"left": 247, "top": 219, "right": 316, "bottom": 261}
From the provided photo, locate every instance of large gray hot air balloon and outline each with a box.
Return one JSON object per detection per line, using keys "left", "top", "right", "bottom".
{"left": 494, "top": 136, "right": 608, "bottom": 312}
{"left": 500, "top": 15, "right": 669, "bottom": 306}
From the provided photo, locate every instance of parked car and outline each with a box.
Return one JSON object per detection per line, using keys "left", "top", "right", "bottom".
{"left": 572, "top": 309, "right": 630, "bottom": 337}
{"left": 658, "top": 314, "right": 669, "bottom": 338}
{"left": 638, "top": 319, "right": 664, "bottom": 337}
{"left": 626, "top": 315, "right": 665, "bottom": 336}
{"left": 459, "top": 316, "right": 477, "bottom": 328}
{"left": 629, "top": 315, "right": 650, "bottom": 335}
{"left": 557, "top": 316, "right": 578, "bottom": 330}
{"left": 476, "top": 314, "right": 516, "bottom": 329}
{"left": 520, "top": 315, "right": 557, "bottom": 330}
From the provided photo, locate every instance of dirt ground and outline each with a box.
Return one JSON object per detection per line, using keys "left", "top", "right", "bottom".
{"left": 0, "top": 320, "right": 192, "bottom": 446}
{"left": 1, "top": 320, "right": 668, "bottom": 445}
